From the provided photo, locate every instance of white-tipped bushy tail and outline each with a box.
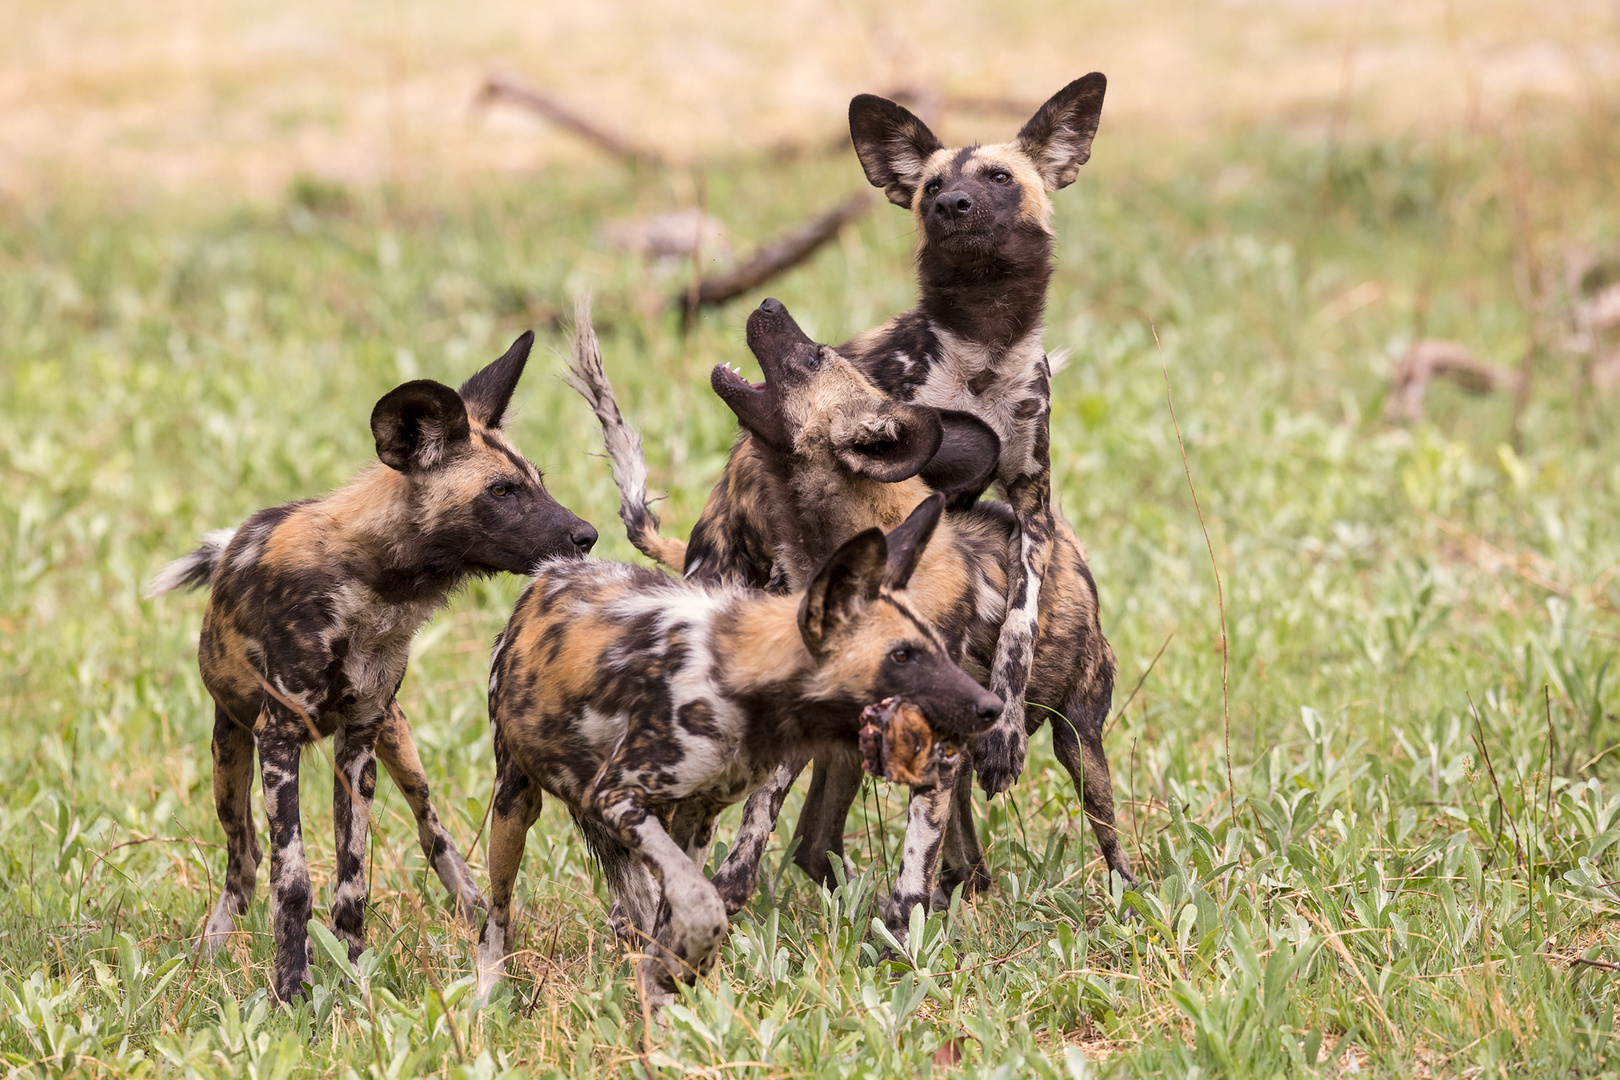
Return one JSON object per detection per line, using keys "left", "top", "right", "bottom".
{"left": 1046, "top": 347, "right": 1072, "bottom": 378}
{"left": 564, "top": 299, "right": 687, "bottom": 572}
{"left": 144, "top": 528, "right": 236, "bottom": 598}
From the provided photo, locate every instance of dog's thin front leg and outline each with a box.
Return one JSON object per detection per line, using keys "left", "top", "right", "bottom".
{"left": 711, "top": 750, "right": 810, "bottom": 914}
{"left": 879, "top": 777, "right": 958, "bottom": 942}
{"left": 204, "top": 704, "right": 261, "bottom": 952}
{"left": 375, "top": 700, "right": 483, "bottom": 923}
{"left": 257, "top": 716, "right": 313, "bottom": 1002}
{"left": 590, "top": 779, "right": 727, "bottom": 1011}
{"left": 329, "top": 721, "right": 380, "bottom": 963}
{"left": 475, "top": 754, "right": 542, "bottom": 1001}
{"left": 935, "top": 761, "right": 988, "bottom": 907}
{"left": 976, "top": 469, "right": 1056, "bottom": 796}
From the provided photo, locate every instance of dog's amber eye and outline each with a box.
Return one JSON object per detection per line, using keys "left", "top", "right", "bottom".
{"left": 924, "top": 181, "right": 941, "bottom": 196}
{"left": 991, "top": 171, "right": 1011, "bottom": 184}
{"left": 487, "top": 482, "right": 511, "bottom": 498}
{"left": 890, "top": 647, "right": 913, "bottom": 664}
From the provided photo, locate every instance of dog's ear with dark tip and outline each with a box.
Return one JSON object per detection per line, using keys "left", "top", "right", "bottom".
{"left": 1016, "top": 73, "right": 1106, "bottom": 192}
{"left": 459, "top": 331, "right": 533, "bottom": 429}
{"left": 883, "top": 493, "right": 945, "bottom": 590}
{"left": 799, "top": 526, "right": 887, "bottom": 656}
{"left": 919, "top": 409, "right": 1001, "bottom": 507}
{"left": 835, "top": 404, "right": 944, "bottom": 483}
{"left": 372, "top": 380, "right": 472, "bottom": 472}
{"left": 850, "top": 94, "right": 945, "bottom": 208}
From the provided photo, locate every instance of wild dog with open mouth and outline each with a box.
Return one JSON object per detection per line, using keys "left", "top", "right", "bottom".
{"left": 569, "top": 299, "right": 1129, "bottom": 939}
{"left": 147, "top": 335, "right": 598, "bottom": 1003}
{"left": 677, "top": 76, "right": 1108, "bottom": 802}
{"left": 475, "top": 495, "right": 1001, "bottom": 1010}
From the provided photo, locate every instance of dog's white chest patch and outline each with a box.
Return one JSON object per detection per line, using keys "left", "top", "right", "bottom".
{"left": 911, "top": 330, "right": 1048, "bottom": 484}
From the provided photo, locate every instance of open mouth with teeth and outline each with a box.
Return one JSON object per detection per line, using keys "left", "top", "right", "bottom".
{"left": 710, "top": 360, "right": 771, "bottom": 417}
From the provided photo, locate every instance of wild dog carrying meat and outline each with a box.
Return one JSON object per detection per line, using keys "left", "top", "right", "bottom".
{"left": 475, "top": 495, "right": 1000, "bottom": 1010}
{"left": 680, "top": 76, "right": 1109, "bottom": 801}
{"left": 146, "top": 335, "right": 597, "bottom": 1003}
{"left": 570, "top": 299, "right": 1129, "bottom": 940}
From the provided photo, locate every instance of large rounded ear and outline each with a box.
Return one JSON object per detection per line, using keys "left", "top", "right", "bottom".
{"left": 834, "top": 403, "right": 943, "bottom": 483}
{"left": 919, "top": 409, "right": 1001, "bottom": 506}
{"left": 459, "top": 331, "right": 533, "bottom": 428}
{"left": 371, "top": 380, "right": 472, "bottom": 472}
{"left": 711, "top": 365, "right": 790, "bottom": 450}
{"left": 798, "top": 527, "right": 887, "bottom": 656}
{"left": 849, "top": 94, "right": 945, "bottom": 208}
{"left": 1015, "top": 73, "right": 1106, "bottom": 192}
{"left": 883, "top": 493, "right": 944, "bottom": 590}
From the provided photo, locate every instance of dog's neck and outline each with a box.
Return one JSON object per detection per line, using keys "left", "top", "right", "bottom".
{"left": 915, "top": 234, "right": 1053, "bottom": 352}
{"left": 716, "top": 592, "right": 873, "bottom": 744}
{"left": 313, "top": 469, "right": 475, "bottom": 607}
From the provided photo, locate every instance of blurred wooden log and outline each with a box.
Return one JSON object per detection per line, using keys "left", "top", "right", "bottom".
{"left": 476, "top": 75, "right": 661, "bottom": 167}
{"left": 675, "top": 193, "right": 875, "bottom": 327}
{"left": 1387, "top": 340, "right": 1523, "bottom": 422}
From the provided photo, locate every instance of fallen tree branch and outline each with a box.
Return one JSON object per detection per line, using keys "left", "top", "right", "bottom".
{"left": 675, "top": 193, "right": 874, "bottom": 326}
{"left": 475, "top": 74, "right": 661, "bottom": 167}
{"left": 1386, "top": 339, "right": 1523, "bottom": 422}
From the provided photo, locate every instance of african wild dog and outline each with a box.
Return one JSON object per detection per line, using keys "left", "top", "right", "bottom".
{"left": 475, "top": 495, "right": 1001, "bottom": 1010}
{"left": 147, "top": 334, "right": 598, "bottom": 1003}
{"left": 570, "top": 299, "right": 1130, "bottom": 940}
{"left": 676, "top": 75, "right": 1108, "bottom": 804}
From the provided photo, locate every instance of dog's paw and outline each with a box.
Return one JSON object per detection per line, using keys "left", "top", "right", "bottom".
{"left": 973, "top": 727, "right": 1028, "bottom": 796}
{"left": 711, "top": 868, "right": 754, "bottom": 918}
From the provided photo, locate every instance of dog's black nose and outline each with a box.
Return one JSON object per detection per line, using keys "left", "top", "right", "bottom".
{"left": 976, "top": 700, "right": 1003, "bottom": 722}
{"left": 934, "top": 191, "right": 973, "bottom": 220}
{"left": 571, "top": 525, "right": 598, "bottom": 553}
{"left": 759, "top": 297, "right": 785, "bottom": 315}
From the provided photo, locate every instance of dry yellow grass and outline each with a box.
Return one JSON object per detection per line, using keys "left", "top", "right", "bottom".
{"left": 2, "top": 0, "right": 1617, "bottom": 201}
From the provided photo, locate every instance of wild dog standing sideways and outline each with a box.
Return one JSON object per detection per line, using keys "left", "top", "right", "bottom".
{"left": 570, "top": 299, "right": 1129, "bottom": 939}
{"left": 679, "top": 76, "right": 1108, "bottom": 803}
{"left": 147, "top": 335, "right": 598, "bottom": 1003}
{"left": 476, "top": 495, "right": 1002, "bottom": 1009}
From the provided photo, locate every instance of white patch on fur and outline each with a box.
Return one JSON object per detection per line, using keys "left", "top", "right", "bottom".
{"left": 324, "top": 583, "right": 440, "bottom": 706}
{"left": 907, "top": 326, "right": 1048, "bottom": 486}
{"left": 144, "top": 527, "right": 236, "bottom": 598}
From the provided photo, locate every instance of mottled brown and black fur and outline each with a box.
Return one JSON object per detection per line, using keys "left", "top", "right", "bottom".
{"left": 679, "top": 76, "right": 1108, "bottom": 801}
{"left": 573, "top": 299, "right": 1130, "bottom": 938}
{"left": 474, "top": 496, "right": 1000, "bottom": 1011}
{"left": 147, "top": 334, "right": 597, "bottom": 1003}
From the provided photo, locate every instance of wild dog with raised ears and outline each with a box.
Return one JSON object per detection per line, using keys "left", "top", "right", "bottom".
{"left": 146, "top": 334, "right": 598, "bottom": 1003}
{"left": 681, "top": 76, "right": 1107, "bottom": 799}
{"left": 475, "top": 496, "right": 1002, "bottom": 1010}
{"left": 569, "top": 298, "right": 1130, "bottom": 939}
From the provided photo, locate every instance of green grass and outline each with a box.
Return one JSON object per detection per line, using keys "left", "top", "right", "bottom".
{"left": 4, "top": 114, "right": 1620, "bottom": 1078}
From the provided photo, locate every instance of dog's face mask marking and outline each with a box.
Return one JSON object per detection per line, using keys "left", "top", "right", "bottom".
{"left": 370, "top": 333, "right": 598, "bottom": 577}
{"left": 849, "top": 75, "right": 1105, "bottom": 264}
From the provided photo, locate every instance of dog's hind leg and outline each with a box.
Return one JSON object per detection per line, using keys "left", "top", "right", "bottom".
{"left": 376, "top": 700, "right": 483, "bottom": 923}
{"left": 329, "top": 720, "right": 381, "bottom": 962}
{"left": 1050, "top": 698, "right": 1134, "bottom": 886}
{"left": 476, "top": 752, "right": 543, "bottom": 1001}
{"left": 711, "top": 750, "right": 811, "bottom": 914}
{"left": 203, "top": 703, "right": 261, "bottom": 953}
{"left": 790, "top": 745, "right": 862, "bottom": 889}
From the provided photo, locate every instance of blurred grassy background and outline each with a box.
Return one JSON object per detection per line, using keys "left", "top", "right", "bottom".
{"left": 5, "top": 2, "right": 1620, "bottom": 1077}
{"left": 4, "top": 0, "right": 1618, "bottom": 198}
